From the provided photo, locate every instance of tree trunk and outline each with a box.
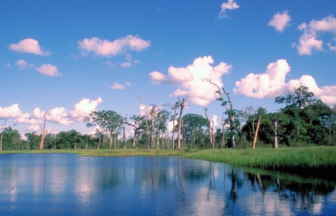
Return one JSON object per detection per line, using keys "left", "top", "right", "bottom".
{"left": 132, "top": 131, "right": 137, "bottom": 148}
{"left": 0, "top": 134, "right": 2, "bottom": 151}
{"left": 177, "top": 96, "right": 187, "bottom": 149}
{"left": 252, "top": 114, "right": 261, "bottom": 149}
{"left": 221, "top": 115, "right": 225, "bottom": 148}
{"left": 172, "top": 107, "right": 177, "bottom": 149}
{"left": 204, "top": 108, "right": 214, "bottom": 148}
{"left": 114, "top": 136, "right": 116, "bottom": 149}
{"left": 123, "top": 117, "right": 126, "bottom": 149}
{"left": 39, "top": 133, "right": 45, "bottom": 150}
{"left": 273, "top": 118, "right": 278, "bottom": 149}
{"left": 109, "top": 131, "right": 113, "bottom": 149}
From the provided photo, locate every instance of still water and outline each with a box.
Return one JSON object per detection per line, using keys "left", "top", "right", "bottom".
{"left": 0, "top": 154, "right": 335, "bottom": 216}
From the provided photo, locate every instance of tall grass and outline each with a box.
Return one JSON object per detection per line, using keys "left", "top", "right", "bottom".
{"left": 182, "top": 146, "right": 336, "bottom": 170}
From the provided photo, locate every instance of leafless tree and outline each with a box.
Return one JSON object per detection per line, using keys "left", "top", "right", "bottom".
{"left": 0, "top": 119, "right": 8, "bottom": 151}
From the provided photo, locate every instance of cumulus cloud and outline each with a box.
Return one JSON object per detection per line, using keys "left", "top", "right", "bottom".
{"left": 268, "top": 11, "right": 291, "bottom": 32}
{"left": 295, "top": 15, "right": 336, "bottom": 55}
{"left": 15, "top": 60, "right": 28, "bottom": 70}
{"left": 234, "top": 59, "right": 290, "bottom": 98}
{"left": 150, "top": 56, "right": 231, "bottom": 106}
{"left": 234, "top": 59, "right": 336, "bottom": 105}
{"left": 27, "top": 124, "right": 40, "bottom": 131}
{"left": 15, "top": 59, "right": 34, "bottom": 70}
{"left": 9, "top": 38, "right": 51, "bottom": 56}
{"left": 69, "top": 97, "right": 103, "bottom": 120}
{"left": 46, "top": 107, "right": 72, "bottom": 125}
{"left": 78, "top": 35, "right": 150, "bottom": 57}
{"left": 111, "top": 83, "right": 126, "bottom": 89}
{"left": 36, "top": 64, "right": 61, "bottom": 76}
{"left": 219, "top": 0, "right": 240, "bottom": 18}
{"left": 0, "top": 104, "right": 22, "bottom": 118}
{"left": 15, "top": 112, "right": 40, "bottom": 125}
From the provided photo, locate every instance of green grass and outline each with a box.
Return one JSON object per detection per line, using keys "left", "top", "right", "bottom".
{"left": 0, "top": 149, "right": 183, "bottom": 157}
{"left": 182, "top": 146, "right": 336, "bottom": 170}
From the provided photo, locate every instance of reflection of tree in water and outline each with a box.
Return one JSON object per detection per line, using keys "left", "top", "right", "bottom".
{"left": 223, "top": 168, "right": 245, "bottom": 215}
{"left": 246, "top": 172, "right": 336, "bottom": 214}
{"left": 280, "top": 181, "right": 335, "bottom": 213}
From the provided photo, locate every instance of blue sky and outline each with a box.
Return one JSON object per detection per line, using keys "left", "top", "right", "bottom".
{"left": 1, "top": 0, "right": 336, "bottom": 136}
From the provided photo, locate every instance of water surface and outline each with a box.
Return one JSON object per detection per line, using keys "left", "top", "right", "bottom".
{"left": 0, "top": 154, "right": 335, "bottom": 215}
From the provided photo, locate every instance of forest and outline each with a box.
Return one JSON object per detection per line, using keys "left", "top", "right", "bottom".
{"left": 1, "top": 86, "right": 336, "bottom": 151}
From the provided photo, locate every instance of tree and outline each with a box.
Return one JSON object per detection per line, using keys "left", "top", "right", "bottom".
{"left": 0, "top": 119, "right": 7, "bottom": 151}
{"left": 182, "top": 113, "right": 207, "bottom": 148}
{"left": 127, "top": 115, "right": 145, "bottom": 147}
{"left": 171, "top": 102, "right": 179, "bottom": 149}
{"left": 209, "top": 80, "right": 238, "bottom": 148}
{"left": 84, "top": 111, "right": 107, "bottom": 149}
{"left": 103, "top": 110, "right": 123, "bottom": 149}
{"left": 39, "top": 112, "right": 47, "bottom": 150}
{"left": 177, "top": 96, "right": 188, "bottom": 149}
{"left": 275, "top": 85, "right": 316, "bottom": 109}
{"left": 204, "top": 108, "right": 214, "bottom": 149}
{"left": 155, "top": 109, "right": 171, "bottom": 149}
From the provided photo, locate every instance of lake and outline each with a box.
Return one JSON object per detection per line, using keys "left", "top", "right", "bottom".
{"left": 0, "top": 154, "right": 335, "bottom": 215}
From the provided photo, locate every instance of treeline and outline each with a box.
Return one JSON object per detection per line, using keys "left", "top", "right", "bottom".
{"left": 1, "top": 86, "right": 336, "bottom": 150}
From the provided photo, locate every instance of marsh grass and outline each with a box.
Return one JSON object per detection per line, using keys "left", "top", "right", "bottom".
{"left": 182, "top": 146, "right": 336, "bottom": 170}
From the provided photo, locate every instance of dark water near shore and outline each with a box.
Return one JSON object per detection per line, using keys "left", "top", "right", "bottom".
{"left": 0, "top": 154, "right": 335, "bottom": 215}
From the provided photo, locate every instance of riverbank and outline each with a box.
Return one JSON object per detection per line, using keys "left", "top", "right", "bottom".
{"left": 1, "top": 146, "right": 336, "bottom": 173}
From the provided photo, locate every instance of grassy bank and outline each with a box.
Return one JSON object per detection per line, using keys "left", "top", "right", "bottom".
{"left": 0, "top": 149, "right": 183, "bottom": 157}
{"left": 1, "top": 147, "right": 336, "bottom": 172}
{"left": 182, "top": 146, "right": 336, "bottom": 171}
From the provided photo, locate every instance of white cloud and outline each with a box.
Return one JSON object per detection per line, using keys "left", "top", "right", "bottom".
{"left": 78, "top": 35, "right": 150, "bottom": 57}
{"left": 15, "top": 112, "right": 40, "bottom": 125}
{"left": 309, "top": 15, "right": 336, "bottom": 33}
{"left": 15, "top": 60, "right": 34, "bottom": 70}
{"left": 15, "top": 60, "right": 28, "bottom": 70}
{"left": 36, "top": 64, "right": 61, "bottom": 76}
{"left": 234, "top": 59, "right": 336, "bottom": 105}
{"left": 219, "top": 0, "right": 240, "bottom": 18}
{"left": 124, "top": 82, "right": 131, "bottom": 86}
{"left": 0, "top": 104, "right": 22, "bottom": 118}
{"left": 268, "top": 11, "right": 291, "bottom": 32}
{"left": 46, "top": 107, "right": 72, "bottom": 125}
{"left": 234, "top": 59, "right": 291, "bottom": 98}
{"left": 69, "top": 97, "right": 103, "bottom": 120}
{"left": 27, "top": 125, "right": 40, "bottom": 131}
{"left": 111, "top": 82, "right": 126, "bottom": 89}
{"left": 6, "top": 63, "right": 12, "bottom": 68}
{"left": 295, "top": 15, "right": 336, "bottom": 55}
{"left": 120, "top": 62, "right": 132, "bottom": 68}
{"left": 150, "top": 56, "right": 231, "bottom": 106}
{"left": 9, "top": 38, "right": 51, "bottom": 56}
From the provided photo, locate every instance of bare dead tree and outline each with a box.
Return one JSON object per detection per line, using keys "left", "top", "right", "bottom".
{"left": 0, "top": 119, "right": 8, "bottom": 151}
{"left": 177, "top": 96, "right": 188, "bottom": 149}
{"left": 208, "top": 80, "right": 236, "bottom": 148}
{"left": 172, "top": 102, "right": 179, "bottom": 149}
{"left": 39, "top": 113, "right": 47, "bottom": 150}
{"left": 204, "top": 108, "right": 214, "bottom": 149}
{"left": 221, "top": 114, "right": 225, "bottom": 148}
{"left": 252, "top": 113, "right": 262, "bottom": 149}
{"left": 123, "top": 116, "right": 127, "bottom": 149}
{"left": 273, "top": 117, "right": 278, "bottom": 149}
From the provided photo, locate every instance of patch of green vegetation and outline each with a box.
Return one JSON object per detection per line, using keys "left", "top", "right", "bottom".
{"left": 182, "top": 146, "right": 336, "bottom": 170}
